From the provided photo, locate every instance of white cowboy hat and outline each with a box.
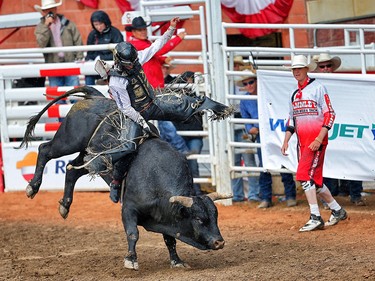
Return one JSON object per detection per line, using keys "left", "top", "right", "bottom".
{"left": 316, "top": 53, "right": 342, "bottom": 71}
{"left": 34, "top": 0, "right": 62, "bottom": 13}
{"left": 285, "top": 55, "right": 317, "bottom": 72}
{"left": 235, "top": 66, "right": 257, "bottom": 87}
{"left": 233, "top": 55, "right": 246, "bottom": 66}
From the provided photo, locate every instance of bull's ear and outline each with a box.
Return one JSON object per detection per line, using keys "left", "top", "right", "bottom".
{"left": 169, "top": 196, "right": 193, "bottom": 208}
{"left": 206, "top": 192, "right": 233, "bottom": 201}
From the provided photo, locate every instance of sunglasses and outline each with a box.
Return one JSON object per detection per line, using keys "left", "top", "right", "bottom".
{"left": 319, "top": 64, "right": 332, "bottom": 69}
{"left": 242, "top": 80, "right": 256, "bottom": 86}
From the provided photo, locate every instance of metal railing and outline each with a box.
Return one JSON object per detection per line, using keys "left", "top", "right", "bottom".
{"left": 221, "top": 23, "right": 375, "bottom": 179}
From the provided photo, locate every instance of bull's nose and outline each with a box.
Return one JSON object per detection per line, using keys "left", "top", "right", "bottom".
{"left": 213, "top": 239, "right": 225, "bottom": 250}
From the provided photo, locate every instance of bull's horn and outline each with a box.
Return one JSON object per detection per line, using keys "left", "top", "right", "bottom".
{"left": 169, "top": 196, "right": 193, "bottom": 208}
{"left": 206, "top": 192, "right": 233, "bottom": 201}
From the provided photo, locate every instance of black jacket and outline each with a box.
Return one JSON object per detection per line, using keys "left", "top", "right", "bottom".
{"left": 86, "top": 10, "right": 124, "bottom": 61}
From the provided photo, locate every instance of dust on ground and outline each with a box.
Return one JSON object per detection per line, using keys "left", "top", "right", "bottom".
{"left": 1, "top": 190, "right": 375, "bottom": 281}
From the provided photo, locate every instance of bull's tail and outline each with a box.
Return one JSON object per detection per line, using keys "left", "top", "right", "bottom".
{"left": 17, "top": 86, "right": 105, "bottom": 149}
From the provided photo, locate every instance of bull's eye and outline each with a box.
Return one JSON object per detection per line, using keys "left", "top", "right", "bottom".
{"left": 195, "top": 217, "right": 203, "bottom": 224}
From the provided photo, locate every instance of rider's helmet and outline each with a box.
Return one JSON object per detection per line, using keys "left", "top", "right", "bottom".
{"left": 113, "top": 42, "right": 139, "bottom": 72}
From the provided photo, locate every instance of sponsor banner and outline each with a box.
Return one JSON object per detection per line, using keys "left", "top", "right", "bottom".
{"left": 3, "top": 143, "right": 107, "bottom": 192}
{"left": 257, "top": 70, "right": 375, "bottom": 181}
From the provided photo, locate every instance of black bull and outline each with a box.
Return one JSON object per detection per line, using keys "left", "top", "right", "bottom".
{"left": 17, "top": 86, "right": 232, "bottom": 269}
{"left": 120, "top": 138, "right": 231, "bottom": 270}
{"left": 18, "top": 86, "right": 233, "bottom": 205}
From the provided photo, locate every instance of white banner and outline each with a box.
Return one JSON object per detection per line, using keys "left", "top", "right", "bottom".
{"left": 2, "top": 143, "right": 107, "bottom": 192}
{"left": 257, "top": 70, "right": 375, "bottom": 181}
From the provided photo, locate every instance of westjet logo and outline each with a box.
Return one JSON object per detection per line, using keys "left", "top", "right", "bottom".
{"left": 269, "top": 118, "right": 374, "bottom": 140}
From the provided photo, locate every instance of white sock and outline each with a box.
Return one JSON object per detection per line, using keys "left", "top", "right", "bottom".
{"left": 328, "top": 200, "right": 341, "bottom": 211}
{"left": 309, "top": 204, "right": 320, "bottom": 217}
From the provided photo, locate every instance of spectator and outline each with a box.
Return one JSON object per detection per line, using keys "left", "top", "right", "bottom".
{"left": 281, "top": 55, "right": 347, "bottom": 232}
{"left": 34, "top": 0, "right": 83, "bottom": 87}
{"left": 236, "top": 67, "right": 297, "bottom": 207}
{"left": 85, "top": 10, "right": 123, "bottom": 86}
{"left": 314, "top": 53, "right": 341, "bottom": 73}
{"left": 314, "top": 53, "right": 366, "bottom": 206}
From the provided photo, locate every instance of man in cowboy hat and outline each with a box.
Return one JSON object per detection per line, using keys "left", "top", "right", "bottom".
{"left": 314, "top": 53, "right": 342, "bottom": 73}
{"left": 281, "top": 55, "right": 347, "bottom": 232}
{"left": 34, "top": 0, "right": 83, "bottom": 87}
{"left": 314, "top": 53, "right": 366, "bottom": 207}
{"left": 125, "top": 16, "right": 187, "bottom": 89}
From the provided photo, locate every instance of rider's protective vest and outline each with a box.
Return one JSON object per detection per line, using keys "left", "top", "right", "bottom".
{"left": 109, "top": 64, "right": 155, "bottom": 113}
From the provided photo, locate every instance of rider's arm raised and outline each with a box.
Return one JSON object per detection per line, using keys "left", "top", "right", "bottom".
{"left": 137, "top": 17, "right": 180, "bottom": 65}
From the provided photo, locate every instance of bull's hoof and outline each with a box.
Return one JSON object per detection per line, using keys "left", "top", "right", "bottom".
{"left": 58, "top": 200, "right": 70, "bottom": 219}
{"left": 26, "top": 185, "right": 37, "bottom": 199}
{"left": 170, "top": 260, "right": 191, "bottom": 269}
{"left": 124, "top": 258, "right": 139, "bottom": 271}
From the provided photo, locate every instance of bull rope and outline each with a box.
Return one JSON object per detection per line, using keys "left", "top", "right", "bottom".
{"left": 67, "top": 110, "right": 145, "bottom": 172}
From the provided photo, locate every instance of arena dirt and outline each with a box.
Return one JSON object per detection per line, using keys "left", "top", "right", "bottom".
{"left": 1, "top": 190, "right": 375, "bottom": 281}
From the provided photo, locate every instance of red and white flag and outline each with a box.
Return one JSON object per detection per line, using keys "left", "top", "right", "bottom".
{"left": 77, "top": 0, "right": 293, "bottom": 39}
{"left": 221, "top": 0, "right": 294, "bottom": 38}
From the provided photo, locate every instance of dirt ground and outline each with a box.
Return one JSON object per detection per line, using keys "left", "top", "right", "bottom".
{"left": 1, "top": 190, "right": 375, "bottom": 281}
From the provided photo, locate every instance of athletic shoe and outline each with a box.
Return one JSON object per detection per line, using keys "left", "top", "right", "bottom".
{"left": 299, "top": 214, "right": 324, "bottom": 232}
{"left": 325, "top": 208, "right": 348, "bottom": 226}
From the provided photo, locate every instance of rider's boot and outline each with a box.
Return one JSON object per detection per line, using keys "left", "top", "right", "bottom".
{"left": 197, "top": 96, "right": 234, "bottom": 120}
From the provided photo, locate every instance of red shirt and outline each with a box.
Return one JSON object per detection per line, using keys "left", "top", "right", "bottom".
{"left": 129, "top": 35, "right": 182, "bottom": 89}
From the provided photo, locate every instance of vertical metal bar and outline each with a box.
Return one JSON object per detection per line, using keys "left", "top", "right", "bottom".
{"left": 344, "top": 29, "right": 350, "bottom": 46}
{"left": 198, "top": 5, "right": 216, "bottom": 187}
{"left": 289, "top": 27, "right": 295, "bottom": 58}
{"left": 0, "top": 76, "right": 9, "bottom": 143}
{"left": 359, "top": 28, "right": 366, "bottom": 74}
{"left": 209, "top": 0, "right": 232, "bottom": 201}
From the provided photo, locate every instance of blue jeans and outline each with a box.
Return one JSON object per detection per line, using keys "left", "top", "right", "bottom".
{"left": 324, "top": 178, "right": 363, "bottom": 201}
{"left": 48, "top": 76, "right": 80, "bottom": 87}
{"left": 258, "top": 145, "right": 296, "bottom": 202}
{"left": 323, "top": 177, "right": 339, "bottom": 196}
{"left": 85, "top": 75, "right": 101, "bottom": 85}
{"left": 341, "top": 180, "right": 363, "bottom": 201}
{"left": 231, "top": 129, "right": 260, "bottom": 201}
{"left": 259, "top": 172, "right": 296, "bottom": 202}
{"left": 158, "top": 121, "right": 190, "bottom": 153}
{"left": 184, "top": 137, "right": 204, "bottom": 196}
